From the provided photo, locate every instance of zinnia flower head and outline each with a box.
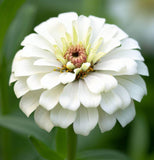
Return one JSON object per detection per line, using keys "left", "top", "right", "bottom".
{"left": 10, "top": 12, "right": 148, "bottom": 136}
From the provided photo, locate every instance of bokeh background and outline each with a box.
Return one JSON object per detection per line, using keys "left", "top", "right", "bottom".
{"left": 0, "top": 0, "right": 154, "bottom": 160}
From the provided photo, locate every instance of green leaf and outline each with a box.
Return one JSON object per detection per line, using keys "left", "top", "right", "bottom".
{"left": 0, "top": 0, "right": 25, "bottom": 50}
{"left": 0, "top": 0, "right": 26, "bottom": 115}
{"left": 56, "top": 128, "right": 67, "bottom": 158}
{"left": 30, "top": 136, "right": 64, "bottom": 160}
{"left": 0, "top": 2, "right": 37, "bottom": 115}
{"left": 77, "top": 149, "right": 131, "bottom": 160}
{"left": 0, "top": 115, "right": 53, "bottom": 145}
{"left": 3, "top": 2, "right": 37, "bottom": 64}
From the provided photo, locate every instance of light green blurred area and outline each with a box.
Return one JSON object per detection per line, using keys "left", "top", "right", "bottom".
{"left": 0, "top": 0, "right": 154, "bottom": 160}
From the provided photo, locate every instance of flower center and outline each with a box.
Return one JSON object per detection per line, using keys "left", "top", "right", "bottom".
{"left": 64, "top": 44, "right": 87, "bottom": 68}
{"left": 72, "top": 52, "right": 79, "bottom": 57}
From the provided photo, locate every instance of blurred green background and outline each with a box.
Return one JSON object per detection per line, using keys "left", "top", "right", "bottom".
{"left": 0, "top": 0, "right": 154, "bottom": 160}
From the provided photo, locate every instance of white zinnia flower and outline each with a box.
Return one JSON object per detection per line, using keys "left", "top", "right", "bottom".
{"left": 10, "top": 12, "right": 148, "bottom": 136}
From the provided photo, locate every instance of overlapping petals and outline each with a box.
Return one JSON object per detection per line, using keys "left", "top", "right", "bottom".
{"left": 10, "top": 12, "right": 148, "bottom": 136}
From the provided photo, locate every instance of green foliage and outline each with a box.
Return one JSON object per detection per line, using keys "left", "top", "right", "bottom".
{"left": 0, "top": 115, "right": 53, "bottom": 144}
{"left": 77, "top": 149, "right": 131, "bottom": 160}
{"left": 0, "top": 0, "right": 25, "bottom": 51}
{"left": 3, "top": 2, "right": 37, "bottom": 64}
{"left": 30, "top": 136, "right": 64, "bottom": 160}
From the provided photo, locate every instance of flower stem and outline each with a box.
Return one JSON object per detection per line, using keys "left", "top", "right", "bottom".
{"left": 67, "top": 125, "right": 77, "bottom": 160}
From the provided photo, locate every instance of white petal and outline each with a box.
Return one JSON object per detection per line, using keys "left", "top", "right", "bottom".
{"left": 21, "top": 46, "right": 55, "bottom": 59}
{"left": 94, "top": 24, "right": 124, "bottom": 53}
{"left": 113, "top": 85, "right": 131, "bottom": 108}
{"left": 79, "top": 80, "right": 101, "bottom": 108}
{"left": 19, "top": 90, "right": 42, "bottom": 117}
{"left": 58, "top": 12, "right": 78, "bottom": 34}
{"left": 98, "top": 108, "right": 116, "bottom": 133}
{"left": 59, "top": 72, "right": 76, "bottom": 84}
{"left": 14, "top": 78, "right": 29, "bottom": 98}
{"left": 84, "top": 73, "right": 104, "bottom": 94}
{"left": 27, "top": 74, "right": 44, "bottom": 90}
{"left": 34, "top": 58, "right": 61, "bottom": 68}
{"left": 95, "top": 23, "right": 128, "bottom": 53}
{"left": 101, "top": 38, "right": 121, "bottom": 53}
{"left": 89, "top": 15, "right": 105, "bottom": 42}
{"left": 100, "top": 90, "right": 123, "bottom": 114}
{"left": 39, "top": 85, "right": 64, "bottom": 110}
{"left": 95, "top": 59, "right": 126, "bottom": 72}
{"left": 77, "top": 15, "right": 91, "bottom": 43}
{"left": 12, "top": 50, "right": 23, "bottom": 72}
{"left": 91, "top": 72, "right": 118, "bottom": 92}
{"left": 121, "top": 38, "right": 140, "bottom": 50}
{"left": 50, "top": 105, "right": 76, "bottom": 128}
{"left": 41, "top": 72, "right": 61, "bottom": 89}
{"left": 122, "top": 75, "right": 147, "bottom": 93}
{"left": 34, "top": 18, "right": 66, "bottom": 46}
{"left": 34, "top": 106, "right": 53, "bottom": 132}
{"left": 21, "top": 33, "right": 52, "bottom": 51}
{"left": 89, "top": 15, "right": 105, "bottom": 31}
{"left": 116, "top": 75, "right": 147, "bottom": 102}
{"left": 103, "top": 50, "right": 144, "bottom": 62}
{"left": 73, "top": 107, "right": 98, "bottom": 136}
{"left": 137, "top": 61, "right": 149, "bottom": 76}
{"left": 14, "top": 58, "right": 53, "bottom": 77}
{"left": 9, "top": 73, "right": 17, "bottom": 85}
{"left": 114, "top": 101, "right": 136, "bottom": 127}
{"left": 95, "top": 58, "right": 137, "bottom": 75}
{"left": 99, "top": 24, "right": 118, "bottom": 43}
{"left": 59, "top": 81, "right": 80, "bottom": 111}
{"left": 113, "top": 25, "right": 128, "bottom": 40}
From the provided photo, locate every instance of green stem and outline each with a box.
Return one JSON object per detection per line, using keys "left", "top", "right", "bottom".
{"left": 67, "top": 125, "right": 77, "bottom": 160}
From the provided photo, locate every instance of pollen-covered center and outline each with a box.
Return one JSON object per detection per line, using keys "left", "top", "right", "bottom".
{"left": 64, "top": 44, "right": 87, "bottom": 68}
